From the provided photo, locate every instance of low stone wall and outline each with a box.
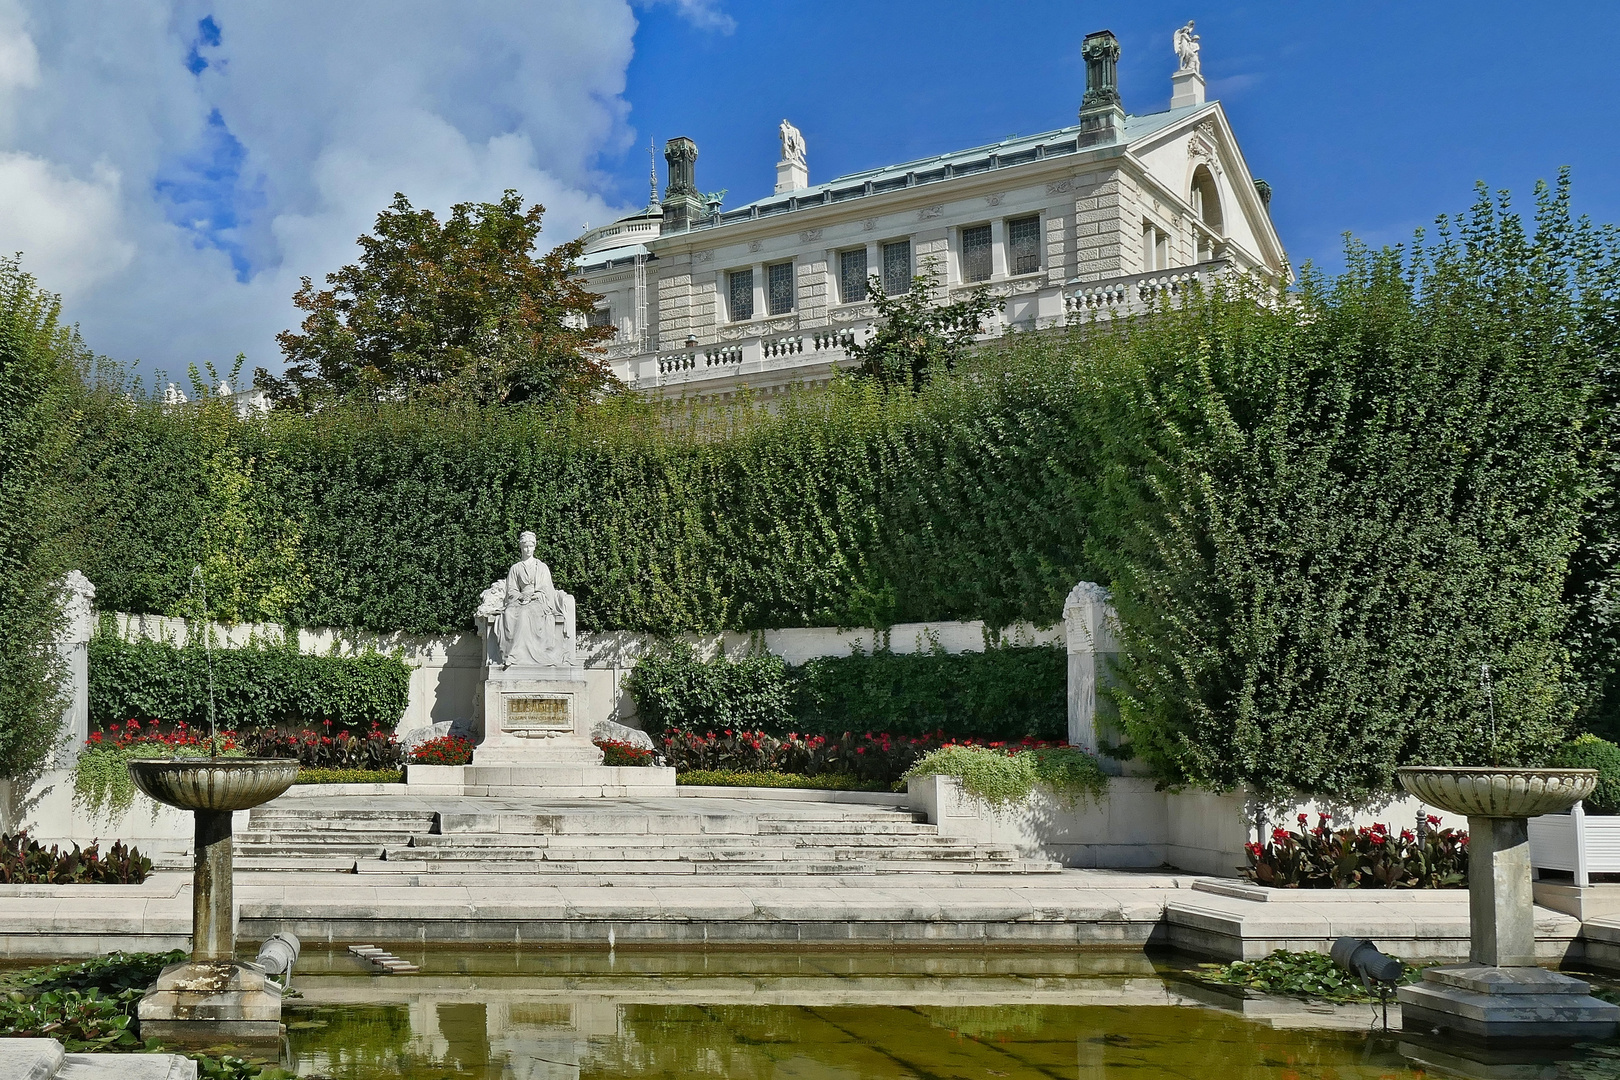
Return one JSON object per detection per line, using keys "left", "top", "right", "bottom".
{"left": 906, "top": 774, "right": 1464, "bottom": 877}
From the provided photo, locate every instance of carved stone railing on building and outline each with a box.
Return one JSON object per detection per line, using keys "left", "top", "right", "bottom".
{"left": 813, "top": 330, "right": 856, "bottom": 351}
{"left": 762, "top": 335, "right": 805, "bottom": 358}
{"left": 1064, "top": 259, "right": 1230, "bottom": 316}
{"left": 658, "top": 353, "right": 698, "bottom": 374}
{"left": 705, "top": 346, "right": 743, "bottom": 367}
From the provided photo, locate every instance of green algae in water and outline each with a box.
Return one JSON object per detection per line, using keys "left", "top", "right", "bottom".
{"left": 279, "top": 961, "right": 1426, "bottom": 1079}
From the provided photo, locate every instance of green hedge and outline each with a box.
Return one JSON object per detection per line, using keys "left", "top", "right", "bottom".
{"left": 624, "top": 643, "right": 1065, "bottom": 740}
{"left": 87, "top": 632, "right": 410, "bottom": 732}
{"left": 65, "top": 354, "right": 1099, "bottom": 635}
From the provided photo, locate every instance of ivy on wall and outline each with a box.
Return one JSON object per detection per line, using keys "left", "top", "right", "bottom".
{"left": 87, "top": 630, "right": 410, "bottom": 732}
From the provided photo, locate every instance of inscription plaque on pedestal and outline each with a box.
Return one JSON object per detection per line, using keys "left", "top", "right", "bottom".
{"left": 505, "top": 694, "right": 572, "bottom": 736}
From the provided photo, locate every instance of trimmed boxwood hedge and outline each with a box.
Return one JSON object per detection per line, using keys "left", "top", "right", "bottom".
{"left": 87, "top": 631, "right": 410, "bottom": 732}
{"left": 625, "top": 642, "right": 1065, "bottom": 741}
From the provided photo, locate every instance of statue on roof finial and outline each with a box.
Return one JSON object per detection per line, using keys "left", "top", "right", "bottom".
{"left": 1174, "top": 20, "right": 1200, "bottom": 74}
{"left": 779, "top": 119, "right": 806, "bottom": 167}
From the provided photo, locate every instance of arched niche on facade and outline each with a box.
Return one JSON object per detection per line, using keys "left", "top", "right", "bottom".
{"left": 1191, "top": 164, "right": 1223, "bottom": 261}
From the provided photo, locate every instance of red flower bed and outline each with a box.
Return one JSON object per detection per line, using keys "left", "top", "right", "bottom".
{"left": 86, "top": 719, "right": 241, "bottom": 754}
{"left": 596, "top": 739, "right": 656, "bottom": 766}
{"left": 659, "top": 729, "right": 1063, "bottom": 786}
{"left": 411, "top": 735, "right": 475, "bottom": 766}
{"left": 1243, "top": 813, "right": 1468, "bottom": 889}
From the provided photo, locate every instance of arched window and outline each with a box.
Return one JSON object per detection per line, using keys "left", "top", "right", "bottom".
{"left": 1191, "top": 165, "right": 1222, "bottom": 262}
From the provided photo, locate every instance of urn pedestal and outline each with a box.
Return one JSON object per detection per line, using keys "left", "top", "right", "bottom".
{"left": 127, "top": 758, "right": 298, "bottom": 1045}
{"left": 1394, "top": 766, "right": 1618, "bottom": 1044}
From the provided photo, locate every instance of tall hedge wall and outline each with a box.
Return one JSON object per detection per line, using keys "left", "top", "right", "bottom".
{"left": 65, "top": 362, "right": 1100, "bottom": 635}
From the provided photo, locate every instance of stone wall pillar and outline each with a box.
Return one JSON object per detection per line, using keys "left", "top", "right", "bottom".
{"left": 54, "top": 571, "right": 96, "bottom": 766}
{"left": 1063, "top": 581, "right": 1119, "bottom": 762}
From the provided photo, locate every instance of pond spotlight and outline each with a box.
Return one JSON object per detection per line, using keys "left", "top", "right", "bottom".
{"left": 1331, "top": 936, "right": 1403, "bottom": 1027}
{"left": 256, "top": 931, "right": 302, "bottom": 989}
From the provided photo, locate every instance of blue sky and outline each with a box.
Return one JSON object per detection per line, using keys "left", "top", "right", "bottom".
{"left": 616, "top": 2, "right": 1620, "bottom": 277}
{"left": 0, "top": 1, "right": 1615, "bottom": 375}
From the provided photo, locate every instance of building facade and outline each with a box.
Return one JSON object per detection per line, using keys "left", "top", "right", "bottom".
{"left": 577, "top": 25, "right": 1289, "bottom": 398}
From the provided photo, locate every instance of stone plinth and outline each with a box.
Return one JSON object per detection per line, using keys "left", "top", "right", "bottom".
{"left": 475, "top": 665, "right": 603, "bottom": 767}
{"left": 138, "top": 958, "right": 283, "bottom": 1044}
{"left": 471, "top": 664, "right": 675, "bottom": 796}
{"left": 1398, "top": 964, "right": 1619, "bottom": 1044}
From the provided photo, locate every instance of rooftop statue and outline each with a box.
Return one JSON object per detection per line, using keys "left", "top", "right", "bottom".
{"left": 1174, "top": 21, "right": 1200, "bottom": 74}
{"left": 476, "top": 531, "right": 576, "bottom": 668}
{"left": 779, "top": 119, "right": 806, "bottom": 166}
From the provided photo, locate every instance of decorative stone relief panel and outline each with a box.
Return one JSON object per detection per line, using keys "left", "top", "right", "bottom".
{"left": 693, "top": 250, "right": 713, "bottom": 264}
{"left": 798, "top": 228, "right": 823, "bottom": 243}
{"left": 861, "top": 218, "right": 877, "bottom": 231}
{"left": 1046, "top": 179, "right": 1072, "bottom": 196}
{"left": 985, "top": 192, "right": 1005, "bottom": 206}
{"left": 918, "top": 204, "right": 944, "bottom": 220}
{"left": 748, "top": 239, "right": 763, "bottom": 253}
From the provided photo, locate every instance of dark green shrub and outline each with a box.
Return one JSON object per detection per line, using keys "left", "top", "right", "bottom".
{"left": 0, "top": 257, "right": 84, "bottom": 780}
{"left": 1553, "top": 734, "right": 1620, "bottom": 814}
{"left": 1092, "top": 180, "right": 1602, "bottom": 800}
{"left": 625, "top": 643, "right": 794, "bottom": 734}
{"left": 88, "top": 632, "right": 410, "bottom": 732}
{"left": 625, "top": 643, "right": 1065, "bottom": 741}
{"left": 793, "top": 645, "right": 1065, "bottom": 739}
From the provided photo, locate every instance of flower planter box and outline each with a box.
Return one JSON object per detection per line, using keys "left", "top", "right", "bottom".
{"left": 1530, "top": 802, "right": 1620, "bottom": 887}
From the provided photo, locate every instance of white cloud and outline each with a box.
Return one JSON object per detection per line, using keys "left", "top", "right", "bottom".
{"left": 0, "top": 152, "right": 132, "bottom": 292}
{"left": 635, "top": 0, "right": 735, "bottom": 34}
{"left": 0, "top": 0, "right": 644, "bottom": 378}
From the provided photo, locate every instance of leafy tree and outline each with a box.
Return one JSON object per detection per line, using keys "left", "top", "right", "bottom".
{"left": 258, "top": 190, "right": 616, "bottom": 409}
{"left": 847, "top": 262, "right": 999, "bottom": 391}
{"left": 1088, "top": 178, "right": 1608, "bottom": 801}
{"left": 0, "top": 257, "right": 86, "bottom": 779}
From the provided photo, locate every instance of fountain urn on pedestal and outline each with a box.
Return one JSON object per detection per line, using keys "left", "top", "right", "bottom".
{"left": 1395, "top": 766, "right": 1620, "bottom": 1043}
{"left": 127, "top": 757, "right": 299, "bottom": 1044}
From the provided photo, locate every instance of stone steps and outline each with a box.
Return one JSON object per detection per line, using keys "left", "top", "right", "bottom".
{"left": 235, "top": 797, "right": 1059, "bottom": 875}
{"left": 349, "top": 857, "right": 1060, "bottom": 876}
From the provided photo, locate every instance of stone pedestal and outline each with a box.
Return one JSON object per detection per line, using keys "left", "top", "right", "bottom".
{"left": 475, "top": 665, "right": 604, "bottom": 767}
{"left": 469, "top": 664, "right": 674, "bottom": 797}
{"left": 126, "top": 758, "right": 299, "bottom": 1045}
{"left": 138, "top": 959, "right": 283, "bottom": 1044}
{"left": 1398, "top": 964, "right": 1619, "bottom": 1044}
{"left": 1467, "top": 815, "right": 1536, "bottom": 967}
{"left": 1395, "top": 767, "right": 1618, "bottom": 1044}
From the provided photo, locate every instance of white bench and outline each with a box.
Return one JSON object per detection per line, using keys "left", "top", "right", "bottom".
{"left": 1530, "top": 803, "right": 1620, "bottom": 887}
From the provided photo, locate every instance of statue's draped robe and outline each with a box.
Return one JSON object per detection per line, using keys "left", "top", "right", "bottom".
{"left": 498, "top": 557, "right": 566, "bottom": 666}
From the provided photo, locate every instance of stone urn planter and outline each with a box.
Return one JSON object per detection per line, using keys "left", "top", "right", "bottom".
{"left": 1394, "top": 766, "right": 1618, "bottom": 1043}
{"left": 127, "top": 757, "right": 299, "bottom": 1044}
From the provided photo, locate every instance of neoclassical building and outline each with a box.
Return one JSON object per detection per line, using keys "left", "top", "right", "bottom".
{"left": 577, "top": 25, "right": 1288, "bottom": 397}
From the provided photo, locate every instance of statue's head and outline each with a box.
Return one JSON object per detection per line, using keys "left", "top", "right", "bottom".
{"left": 519, "top": 530, "right": 537, "bottom": 559}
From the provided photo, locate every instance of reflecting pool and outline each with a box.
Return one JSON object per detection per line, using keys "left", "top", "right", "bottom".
{"left": 260, "top": 948, "right": 1620, "bottom": 1079}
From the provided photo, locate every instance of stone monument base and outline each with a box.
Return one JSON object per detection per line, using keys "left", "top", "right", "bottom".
{"left": 137, "top": 958, "right": 283, "bottom": 1044}
{"left": 1398, "top": 964, "right": 1620, "bottom": 1043}
{"left": 463, "top": 762, "right": 677, "bottom": 797}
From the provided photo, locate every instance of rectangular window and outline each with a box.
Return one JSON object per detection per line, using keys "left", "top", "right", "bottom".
{"left": 960, "top": 224, "right": 992, "bottom": 283}
{"left": 587, "top": 306, "right": 612, "bottom": 329}
{"left": 839, "top": 249, "right": 868, "bottom": 303}
{"left": 882, "top": 240, "right": 911, "bottom": 295}
{"left": 1008, "top": 215, "right": 1041, "bottom": 275}
{"left": 728, "top": 269, "right": 754, "bottom": 321}
{"left": 767, "top": 261, "right": 795, "bottom": 316}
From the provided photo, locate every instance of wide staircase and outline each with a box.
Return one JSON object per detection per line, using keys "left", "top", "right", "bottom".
{"left": 234, "top": 797, "right": 1059, "bottom": 876}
